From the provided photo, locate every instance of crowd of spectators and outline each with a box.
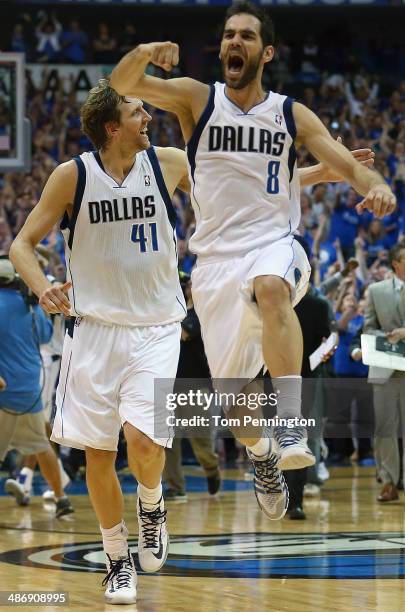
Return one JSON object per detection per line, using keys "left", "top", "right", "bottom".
{"left": 1, "top": 12, "right": 405, "bottom": 478}
{"left": 7, "top": 11, "right": 139, "bottom": 65}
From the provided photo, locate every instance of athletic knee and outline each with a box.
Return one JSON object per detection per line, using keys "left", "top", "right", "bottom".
{"left": 254, "top": 276, "right": 290, "bottom": 317}
{"left": 85, "top": 447, "right": 116, "bottom": 473}
{"left": 125, "top": 426, "right": 163, "bottom": 464}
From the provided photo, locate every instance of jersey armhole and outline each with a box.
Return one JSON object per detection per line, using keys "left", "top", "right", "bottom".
{"left": 186, "top": 84, "right": 215, "bottom": 181}
{"left": 60, "top": 157, "right": 86, "bottom": 249}
{"left": 146, "top": 147, "right": 177, "bottom": 229}
{"left": 283, "top": 97, "right": 297, "bottom": 140}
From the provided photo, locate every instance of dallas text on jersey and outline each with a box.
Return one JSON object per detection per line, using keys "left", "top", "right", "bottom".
{"left": 88, "top": 195, "right": 156, "bottom": 224}
{"left": 208, "top": 126, "right": 286, "bottom": 154}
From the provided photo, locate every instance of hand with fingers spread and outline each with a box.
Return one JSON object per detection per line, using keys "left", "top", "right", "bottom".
{"left": 142, "top": 41, "right": 179, "bottom": 72}
{"left": 39, "top": 281, "right": 72, "bottom": 316}
{"left": 355, "top": 183, "right": 397, "bottom": 218}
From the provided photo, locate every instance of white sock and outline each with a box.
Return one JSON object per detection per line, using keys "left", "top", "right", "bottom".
{"left": 57, "top": 458, "right": 70, "bottom": 488}
{"left": 137, "top": 482, "right": 162, "bottom": 511}
{"left": 247, "top": 437, "right": 270, "bottom": 458}
{"left": 273, "top": 375, "right": 302, "bottom": 420}
{"left": 18, "top": 467, "right": 34, "bottom": 493}
{"left": 101, "top": 520, "right": 129, "bottom": 559}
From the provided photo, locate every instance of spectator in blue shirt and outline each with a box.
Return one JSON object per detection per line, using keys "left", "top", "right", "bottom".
{"left": 61, "top": 20, "right": 88, "bottom": 64}
{"left": 363, "top": 219, "right": 391, "bottom": 266}
{"left": 0, "top": 283, "right": 52, "bottom": 413}
{"left": 325, "top": 292, "right": 373, "bottom": 463}
{"left": 329, "top": 188, "right": 366, "bottom": 259}
{"left": 0, "top": 259, "right": 73, "bottom": 517}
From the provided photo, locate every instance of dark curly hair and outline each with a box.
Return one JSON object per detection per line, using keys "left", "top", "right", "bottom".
{"left": 223, "top": 1, "right": 275, "bottom": 47}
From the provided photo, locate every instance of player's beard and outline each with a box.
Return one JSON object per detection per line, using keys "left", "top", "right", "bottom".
{"left": 222, "top": 51, "right": 262, "bottom": 90}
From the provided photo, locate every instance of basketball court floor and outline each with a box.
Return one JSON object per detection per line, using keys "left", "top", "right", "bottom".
{"left": 0, "top": 464, "right": 404, "bottom": 611}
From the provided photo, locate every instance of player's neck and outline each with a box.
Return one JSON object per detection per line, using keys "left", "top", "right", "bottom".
{"left": 224, "top": 81, "right": 267, "bottom": 113}
{"left": 99, "top": 144, "right": 140, "bottom": 182}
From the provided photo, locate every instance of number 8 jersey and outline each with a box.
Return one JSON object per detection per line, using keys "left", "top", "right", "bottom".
{"left": 186, "top": 82, "right": 301, "bottom": 261}
{"left": 61, "top": 147, "right": 186, "bottom": 326}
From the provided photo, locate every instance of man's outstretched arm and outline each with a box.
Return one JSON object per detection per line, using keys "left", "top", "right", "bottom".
{"left": 294, "top": 102, "right": 396, "bottom": 216}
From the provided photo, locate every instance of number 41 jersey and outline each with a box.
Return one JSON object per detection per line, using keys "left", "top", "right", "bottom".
{"left": 187, "top": 82, "right": 301, "bottom": 261}
{"left": 61, "top": 147, "right": 186, "bottom": 326}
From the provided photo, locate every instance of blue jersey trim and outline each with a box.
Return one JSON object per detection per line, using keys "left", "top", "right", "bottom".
{"left": 60, "top": 212, "right": 69, "bottom": 231}
{"left": 146, "top": 147, "right": 177, "bottom": 230}
{"left": 186, "top": 85, "right": 215, "bottom": 181}
{"left": 93, "top": 150, "right": 105, "bottom": 172}
{"left": 176, "top": 295, "right": 187, "bottom": 316}
{"left": 67, "top": 156, "right": 86, "bottom": 250}
{"left": 283, "top": 98, "right": 297, "bottom": 184}
{"left": 287, "top": 144, "right": 297, "bottom": 183}
{"left": 283, "top": 97, "right": 296, "bottom": 139}
{"left": 224, "top": 88, "right": 270, "bottom": 115}
{"left": 92, "top": 150, "right": 134, "bottom": 188}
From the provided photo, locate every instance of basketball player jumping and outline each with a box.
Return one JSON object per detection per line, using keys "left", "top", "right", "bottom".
{"left": 110, "top": 1, "right": 396, "bottom": 522}
{"left": 9, "top": 80, "right": 189, "bottom": 605}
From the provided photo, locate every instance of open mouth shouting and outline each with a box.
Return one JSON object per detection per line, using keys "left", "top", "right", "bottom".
{"left": 227, "top": 53, "right": 245, "bottom": 77}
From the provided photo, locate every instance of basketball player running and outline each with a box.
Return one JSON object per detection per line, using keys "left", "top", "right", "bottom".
{"left": 110, "top": 1, "right": 396, "bottom": 521}
{"left": 9, "top": 80, "right": 189, "bottom": 605}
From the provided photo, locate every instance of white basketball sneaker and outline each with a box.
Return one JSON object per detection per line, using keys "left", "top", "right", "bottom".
{"left": 246, "top": 448, "right": 289, "bottom": 520}
{"left": 5, "top": 478, "right": 30, "bottom": 506}
{"left": 102, "top": 550, "right": 137, "bottom": 604}
{"left": 137, "top": 496, "right": 169, "bottom": 572}
{"left": 42, "top": 489, "right": 57, "bottom": 502}
{"left": 273, "top": 426, "right": 316, "bottom": 470}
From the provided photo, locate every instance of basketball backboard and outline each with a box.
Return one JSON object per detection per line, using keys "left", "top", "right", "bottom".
{"left": 0, "top": 52, "right": 31, "bottom": 172}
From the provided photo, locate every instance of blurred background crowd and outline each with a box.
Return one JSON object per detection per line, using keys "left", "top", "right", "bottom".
{"left": 1, "top": 3, "right": 405, "bottom": 516}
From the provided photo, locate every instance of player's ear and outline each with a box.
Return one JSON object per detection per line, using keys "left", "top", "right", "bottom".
{"left": 263, "top": 45, "right": 274, "bottom": 64}
{"left": 105, "top": 121, "right": 120, "bottom": 139}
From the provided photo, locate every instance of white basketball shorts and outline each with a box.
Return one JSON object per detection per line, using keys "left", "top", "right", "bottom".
{"left": 51, "top": 318, "right": 181, "bottom": 452}
{"left": 41, "top": 354, "right": 61, "bottom": 422}
{"left": 191, "top": 235, "right": 310, "bottom": 382}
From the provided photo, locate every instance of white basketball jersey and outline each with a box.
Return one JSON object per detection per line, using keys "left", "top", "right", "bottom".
{"left": 187, "top": 82, "right": 301, "bottom": 260}
{"left": 61, "top": 148, "right": 186, "bottom": 326}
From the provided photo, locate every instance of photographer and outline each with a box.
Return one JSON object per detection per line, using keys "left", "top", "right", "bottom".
{"left": 0, "top": 258, "right": 73, "bottom": 517}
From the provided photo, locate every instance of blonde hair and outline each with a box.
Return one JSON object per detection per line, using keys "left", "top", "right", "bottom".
{"left": 80, "top": 78, "right": 127, "bottom": 150}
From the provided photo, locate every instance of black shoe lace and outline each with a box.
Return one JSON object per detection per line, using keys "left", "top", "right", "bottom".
{"left": 139, "top": 502, "right": 167, "bottom": 549}
{"left": 102, "top": 553, "right": 133, "bottom": 589}
{"left": 252, "top": 455, "right": 283, "bottom": 494}
{"left": 275, "top": 426, "right": 303, "bottom": 448}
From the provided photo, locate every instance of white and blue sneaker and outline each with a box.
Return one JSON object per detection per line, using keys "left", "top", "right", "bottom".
{"left": 5, "top": 478, "right": 30, "bottom": 506}
{"left": 103, "top": 550, "right": 137, "bottom": 604}
{"left": 137, "top": 496, "right": 169, "bottom": 572}
{"left": 246, "top": 448, "right": 289, "bottom": 520}
{"left": 273, "top": 426, "right": 316, "bottom": 470}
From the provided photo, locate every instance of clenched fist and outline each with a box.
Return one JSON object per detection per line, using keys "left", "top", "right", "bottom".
{"left": 140, "top": 41, "right": 179, "bottom": 72}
